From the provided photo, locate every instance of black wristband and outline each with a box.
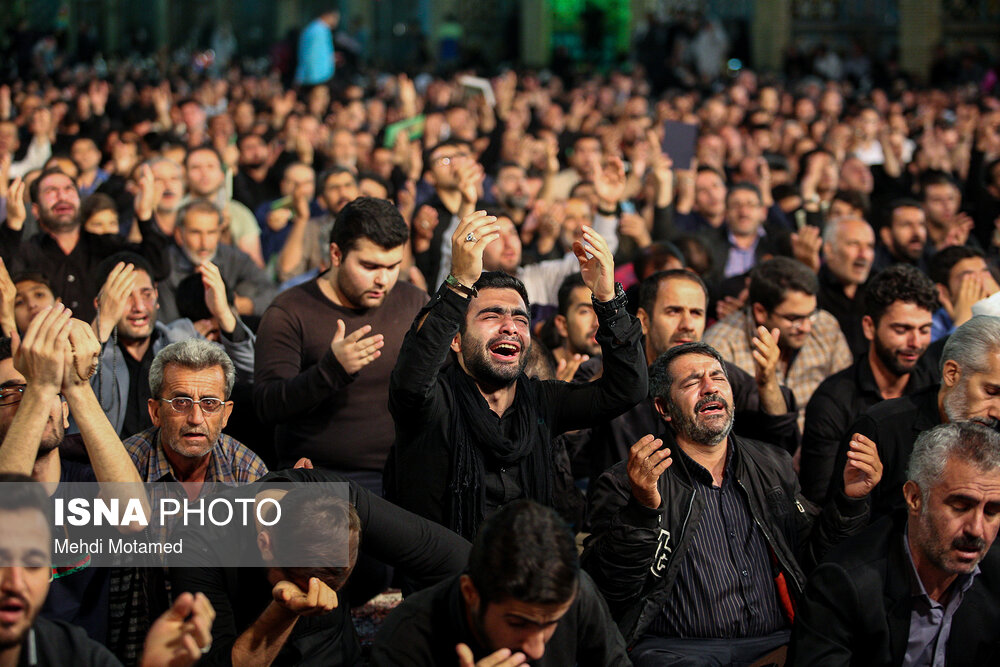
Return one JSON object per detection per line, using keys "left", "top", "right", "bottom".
{"left": 592, "top": 282, "right": 627, "bottom": 316}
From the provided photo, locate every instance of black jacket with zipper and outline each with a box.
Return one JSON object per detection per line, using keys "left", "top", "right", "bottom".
{"left": 581, "top": 431, "right": 870, "bottom": 647}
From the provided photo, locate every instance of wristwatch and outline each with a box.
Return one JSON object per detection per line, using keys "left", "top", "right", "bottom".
{"left": 592, "top": 282, "right": 627, "bottom": 316}
{"left": 445, "top": 274, "right": 478, "bottom": 298}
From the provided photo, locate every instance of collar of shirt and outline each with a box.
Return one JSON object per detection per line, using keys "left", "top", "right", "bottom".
{"left": 147, "top": 428, "right": 235, "bottom": 487}
{"left": 674, "top": 438, "right": 734, "bottom": 489}
{"left": 726, "top": 224, "right": 766, "bottom": 250}
{"left": 903, "top": 527, "right": 979, "bottom": 606}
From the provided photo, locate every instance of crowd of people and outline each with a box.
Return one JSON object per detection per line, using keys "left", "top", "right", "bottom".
{"left": 1, "top": 20, "right": 1000, "bottom": 666}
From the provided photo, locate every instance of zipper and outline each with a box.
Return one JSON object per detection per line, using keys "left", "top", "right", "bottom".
{"left": 736, "top": 477, "right": 803, "bottom": 595}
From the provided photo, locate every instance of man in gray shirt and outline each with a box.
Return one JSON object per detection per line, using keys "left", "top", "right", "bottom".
{"left": 789, "top": 421, "right": 1000, "bottom": 666}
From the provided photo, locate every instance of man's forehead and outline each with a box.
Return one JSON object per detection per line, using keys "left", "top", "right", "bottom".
{"left": 657, "top": 278, "right": 706, "bottom": 309}
{"left": 472, "top": 288, "right": 527, "bottom": 312}
{"left": 15, "top": 279, "right": 51, "bottom": 294}
{"left": 933, "top": 460, "right": 1000, "bottom": 502}
{"left": 497, "top": 594, "right": 575, "bottom": 624}
{"left": 0, "top": 358, "right": 26, "bottom": 385}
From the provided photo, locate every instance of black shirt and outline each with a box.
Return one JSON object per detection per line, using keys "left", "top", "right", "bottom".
{"left": 18, "top": 616, "right": 121, "bottom": 667}
{"left": 169, "top": 468, "right": 470, "bottom": 667}
{"left": 120, "top": 333, "right": 157, "bottom": 439}
{"left": 0, "top": 216, "right": 170, "bottom": 323}
{"left": 827, "top": 384, "right": 941, "bottom": 520}
{"left": 816, "top": 264, "right": 867, "bottom": 360}
{"left": 370, "top": 572, "right": 630, "bottom": 667}
{"left": 801, "top": 353, "right": 939, "bottom": 504}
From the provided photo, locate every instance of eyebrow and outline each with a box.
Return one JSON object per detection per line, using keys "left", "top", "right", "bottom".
{"left": 477, "top": 306, "right": 530, "bottom": 320}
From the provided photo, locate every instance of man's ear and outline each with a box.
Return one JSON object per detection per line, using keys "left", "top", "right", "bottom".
{"left": 653, "top": 396, "right": 672, "bottom": 423}
{"left": 751, "top": 302, "right": 767, "bottom": 327}
{"left": 637, "top": 307, "right": 650, "bottom": 336}
{"left": 256, "top": 530, "right": 274, "bottom": 561}
{"left": 450, "top": 332, "right": 462, "bottom": 355}
{"left": 936, "top": 284, "right": 953, "bottom": 313}
{"left": 861, "top": 315, "right": 875, "bottom": 342}
{"left": 459, "top": 574, "right": 480, "bottom": 613}
{"left": 941, "top": 359, "right": 961, "bottom": 389}
{"left": 31, "top": 203, "right": 40, "bottom": 220}
{"left": 148, "top": 398, "right": 162, "bottom": 427}
{"left": 329, "top": 242, "right": 343, "bottom": 268}
{"left": 554, "top": 314, "right": 569, "bottom": 339}
{"left": 903, "top": 480, "right": 922, "bottom": 516}
{"left": 879, "top": 225, "right": 892, "bottom": 249}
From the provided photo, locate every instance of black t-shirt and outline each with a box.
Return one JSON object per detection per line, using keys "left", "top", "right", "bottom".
{"left": 18, "top": 616, "right": 121, "bottom": 667}
{"left": 120, "top": 333, "right": 157, "bottom": 439}
{"left": 42, "top": 460, "right": 112, "bottom": 645}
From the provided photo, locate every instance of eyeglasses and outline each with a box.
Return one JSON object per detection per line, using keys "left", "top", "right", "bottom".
{"left": 158, "top": 397, "right": 227, "bottom": 414}
{"left": 0, "top": 384, "right": 27, "bottom": 407}
{"left": 433, "top": 153, "right": 470, "bottom": 166}
{"left": 772, "top": 309, "right": 818, "bottom": 328}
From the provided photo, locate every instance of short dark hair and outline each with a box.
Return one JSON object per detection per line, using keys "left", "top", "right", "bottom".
{"left": 423, "top": 138, "right": 471, "bottom": 172}
{"left": 184, "top": 145, "right": 224, "bottom": 170}
{"left": 176, "top": 272, "right": 233, "bottom": 321}
{"left": 268, "top": 487, "right": 361, "bottom": 593}
{"left": 638, "top": 269, "right": 708, "bottom": 316}
{"left": 329, "top": 196, "right": 408, "bottom": 254}
{"left": 460, "top": 272, "right": 531, "bottom": 334}
{"left": 918, "top": 169, "right": 959, "bottom": 200}
{"left": 0, "top": 472, "right": 54, "bottom": 527}
{"left": 467, "top": 500, "right": 578, "bottom": 608}
{"left": 797, "top": 148, "right": 834, "bottom": 185}
{"left": 95, "top": 252, "right": 155, "bottom": 291}
{"left": 727, "top": 182, "right": 762, "bottom": 203}
{"left": 929, "top": 245, "right": 986, "bottom": 287}
{"left": 649, "top": 341, "right": 727, "bottom": 401}
{"left": 80, "top": 192, "right": 118, "bottom": 224}
{"left": 524, "top": 336, "right": 558, "bottom": 380}
{"left": 748, "top": 257, "right": 818, "bottom": 312}
{"left": 831, "top": 189, "right": 870, "bottom": 219}
{"left": 319, "top": 166, "right": 357, "bottom": 190}
{"left": 556, "top": 273, "right": 587, "bottom": 318}
{"left": 29, "top": 167, "right": 74, "bottom": 204}
{"left": 864, "top": 264, "right": 939, "bottom": 324}
{"left": 0, "top": 336, "right": 11, "bottom": 363}
{"left": 11, "top": 272, "right": 52, "bottom": 291}
{"left": 884, "top": 198, "right": 924, "bottom": 230}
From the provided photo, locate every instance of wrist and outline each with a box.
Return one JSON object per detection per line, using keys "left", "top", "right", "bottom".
{"left": 597, "top": 201, "right": 618, "bottom": 216}
{"left": 445, "top": 273, "right": 478, "bottom": 298}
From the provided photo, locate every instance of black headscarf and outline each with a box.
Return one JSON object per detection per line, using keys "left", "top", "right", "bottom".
{"left": 445, "top": 363, "right": 553, "bottom": 539}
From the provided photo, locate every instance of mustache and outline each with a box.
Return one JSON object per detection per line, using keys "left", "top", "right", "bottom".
{"left": 971, "top": 416, "right": 1000, "bottom": 431}
{"left": 695, "top": 393, "right": 730, "bottom": 413}
{"left": 953, "top": 535, "right": 987, "bottom": 553}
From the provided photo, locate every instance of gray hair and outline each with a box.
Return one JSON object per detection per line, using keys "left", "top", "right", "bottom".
{"left": 148, "top": 338, "right": 236, "bottom": 399}
{"left": 649, "top": 341, "right": 728, "bottom": 400}
{"left": 907, "top": 421, "right": 1000, "bottom": 500}
{"left": 940, "top": 315, "right": 1000, "bottom": 375}
{"left": 821, "top": 216, "right": 870, "bottom": 248}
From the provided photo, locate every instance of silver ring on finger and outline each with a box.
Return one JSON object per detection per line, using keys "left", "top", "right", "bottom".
{"left": 465, "top": 232, "right": 477, "bottom": 243}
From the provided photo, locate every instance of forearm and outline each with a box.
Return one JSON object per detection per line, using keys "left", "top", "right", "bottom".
{"left": 0, "top": 388, "right": 52, "bottom": 474}
{"left": 64, "top": 385, "right": 143, "bottom": 484}
{"left": 253, "top": 348, "right": 352, "bottom": 422}
{"left": 757, "top": 377, "right": 788, "bottom": 415}
{"left": 231, "top": 602, "right": 298, "bottom": 667}
{"left": 277, "top": 218, "right": 309, "bottom": 281}
{"left": 134, "top": 214, "right": 172, "bottom": 281}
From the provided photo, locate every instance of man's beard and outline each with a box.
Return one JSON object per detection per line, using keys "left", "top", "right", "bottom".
{"left": 462, "top": 335, "right": 530, "bottom": 390}
{"left": 916, "top": 505, "right": 988, "bottom": 574}
{"left": 942, "top": 379, "right": 1000, "bottom": 430}
{"left": 500, "top": 193, "right": 530, "bottom": 211}
{"left": 873, "top": 336, "right": 924, "bottom": 377}
{"left": 39, "top": 210, "right": 80, "bottom": 234}
{"left": 667, "top": 393, "right": 734, "bottom": 446}
{"left": 0, "top": 415, "right": 63, "bottom": 457}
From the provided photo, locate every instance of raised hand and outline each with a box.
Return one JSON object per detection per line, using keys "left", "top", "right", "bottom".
{"left": 450, "top": 210, "right": 502, "bottom": 288}
{"left": 556, "top": 353, "right": 589, "bottom": 383}
{"left": 140, "top": 592, "right": 215, "bottom": 667}
{"left": 329, "top": 319, "right": 384, "bottom": 374}
{"left": 0, "top": 257, "right": 15, "bottom": 337}
{"left": 5, "top": 177, "right": 26, "bottom": 231}
{"left": 572, "top": 226, "right": 616, "bottom": 302}
{"left": 93, "top": 262, "right": 136, "bottom": 343}
{"left": 14, "top": 304, "right": 72, "bottom": 392}
{"left": 134, "top": 163, "right": 158, "bottom": 221}
{"left": 751, "top": 326, "right": 781, "bottom": 386}
{"left": 627, "top": 434, "right": 671, "bottom": 509}
{"left": 593, "top": 155, "right": 627, "bottom": 210}
{"left": 272, "top": 577, "right": 337, "bottom": 617}
{"left": 196, "top": 261, "right": 237, "bottom": 334}
{"left": 63, "top": 319, "right": 101, "bottom": 390}
{"left": 842, "top": 433, "right": 882, "bottom": 499}
{"left": 791, "top": 225, "right": 823, "bottom": 272}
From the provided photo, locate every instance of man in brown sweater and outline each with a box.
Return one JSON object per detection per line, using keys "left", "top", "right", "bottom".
{"left": 253, "top": 197, "right": 427, "bottom": 493}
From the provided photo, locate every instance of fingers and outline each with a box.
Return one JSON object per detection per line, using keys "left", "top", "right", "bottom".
{"left": 293, "top": 457, "right": 314, "bottom": 469}
{"left": 629, "top": 434, "right": 663, "bottom": 461}
{"left": 332, "top": 319, "right": 346, "bottom": 343}
{"left": 456, "top": 644, "right": 476, "bottom": 667}
{"left": 454, "top": 210, "right": 495, "bottom": 242}
{"left": 581, "top": 226, "right": 612, "bottom": 261}
{"left": 344, "top": 323, "right": 374, "bottom": 343}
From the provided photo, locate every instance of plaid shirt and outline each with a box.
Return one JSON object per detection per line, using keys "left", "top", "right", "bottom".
{"left": 703, "top": 308, "right": 852, "bottom": 429}
{"left": 123, "top": 426, "right": 268, "bottom": 486}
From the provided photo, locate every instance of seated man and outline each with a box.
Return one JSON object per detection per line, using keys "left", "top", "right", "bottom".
{"left": 584, "top": 268, "right": 799, "bottom": 483}
{"left": 385, "top": 211, "right": 647, "bottom": 538}
{"left": 928, "top": 245, "right": 999, "bottom": 341}
{"left": 704, "top": 256, "right": 852, "bottom": 428}
{"left": 12, "top": 271, "right": 58, "bottom": 334}
{"left": 0, "top": 473, "right": 216, "bottom": 667}
{"left": 91, "top": 251, "right": 254, "bottom": 438}
{"left": 801, "top": 264, "right": 939, "bottom": 504}
{"left": 371, "top": 500, "right": 629, "bottom": 666}
{"left": 124, "top": 337, "right": 267, "bottom": 493}
{"left": 552, "top": 273, "right": 601, "bottom": 368}
{"left": 169, "top": 466, "right": 471, "bottom": 667}
{"left": 789, "top": 421, "right": 1000, "bottom": 666}
{"left": 582, "top": 342, "right": 881, "bottom": 666}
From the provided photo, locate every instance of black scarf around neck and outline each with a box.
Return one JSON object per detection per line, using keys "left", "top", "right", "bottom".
{"left": 445, "top": 363, "right": 553, "bottom": 539}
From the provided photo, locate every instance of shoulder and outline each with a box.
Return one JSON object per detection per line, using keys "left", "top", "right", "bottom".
{"left": 737, "top": 435, "right": 796, "bottom": 472}
{"left": 388, "top": 280, "right": 431, "bottom": 309}
{"left": 374, "top": 579, "right": 449, "bottom": 652}
{"left": 814, "top": 309, "right": 848, "bottom": 336}
{"left": 704, "top": 311, "right": 746, "bottom": 340}
{"left": 863, "top": 388, "right": 932, "bottom": 420}
{"left": 268, "top": 281, "right": 315, "bottom": 310}
{"left": 33, "top": 616, "right": 123, "bottom": 667}
{"left": 810, "top": 363, "right": 857, "bottom": 400}
{"left": 217, "top": 434, "right": 268, "bottom": 481}
{"left": 122, "top": 427, "right": 158, "bottom": 455}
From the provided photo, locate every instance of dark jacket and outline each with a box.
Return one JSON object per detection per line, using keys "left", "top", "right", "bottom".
{"left": 787, "top": 511, "right": 1000, "bottom": 666}
{"left": 801, "top": 352, "right": 939, "bottom": 504}
{"left": 370, "top": 572, "right": 630, "bottom": 667}
{"left": 385, "top": 284, "right": 647, "bottom": 534}
{"left": 816, "top": 264, "right": 867, "bottom": 359}
{"left": 827, "top": 385, "right": 941, "bottom": 520}
{"left": 582, "top": 431, "right": 869, "bottom": 647}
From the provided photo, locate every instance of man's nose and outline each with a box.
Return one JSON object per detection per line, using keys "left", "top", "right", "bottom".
{"left": 520, "top": 631, "right": 546, "bottom": 661}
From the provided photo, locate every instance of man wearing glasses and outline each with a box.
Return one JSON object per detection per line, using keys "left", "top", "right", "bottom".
{"left": 123, "top": 337, "right": 266, "bottom": 495}
{"left": 705, "top": 257, "right": 852, "bottom": 429}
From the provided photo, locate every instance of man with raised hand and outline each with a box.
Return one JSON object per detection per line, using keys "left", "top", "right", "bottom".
{"left": 386, "top": 210, "right": 646, "bottom": 538}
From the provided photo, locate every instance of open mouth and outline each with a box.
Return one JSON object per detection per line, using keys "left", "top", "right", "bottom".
{"left": 53, "top": 204, "right": 75, "bottom": 215}
{"left": 0, "top": 599, "right": 26, "bottom": 624}
{"left": 489, "top": 340, "right": 521, "bottom": 361}
{"left": 697, "top": 400, "right": 726, "bottom": 415}
{"left": 128, "top": 316, "right": 149, "bottom": 328}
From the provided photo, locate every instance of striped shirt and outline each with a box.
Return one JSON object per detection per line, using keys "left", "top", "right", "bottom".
{"left": 124, "top": 426, "right": 268, "bottom": 487}
{"left": 653, "top": 445, "right": 787, "bottom": 638}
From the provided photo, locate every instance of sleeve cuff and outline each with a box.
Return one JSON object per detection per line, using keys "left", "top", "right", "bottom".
{"left": 834, "top": 490, "right": 869, "bottom": 518}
